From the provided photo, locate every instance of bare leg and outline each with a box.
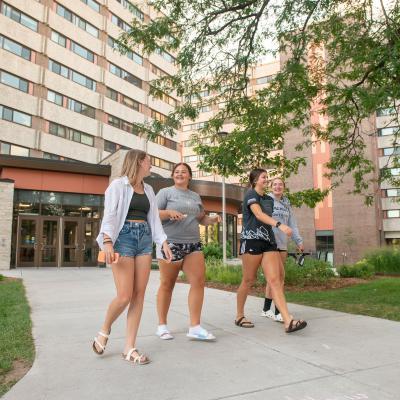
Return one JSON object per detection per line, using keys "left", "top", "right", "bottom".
{"left": 236, "top": 254, "right": 262, "bottom": 320}
{"left": 265, "top": 251, "right": 287, "bottom": 300}
{"left": 261, "top": 252, "right": 294, "bottom": 329}
{"left": 124, "top": 254, "right": 152, "bottom": 355}
{"left": 182, "top": 252, "right": 205, "bottom": 326}
{"left": 157, "top": 259, "right": 182, "bottom": 325}
{"left": 94, "top": 257, "right": 135, "bottom": 352}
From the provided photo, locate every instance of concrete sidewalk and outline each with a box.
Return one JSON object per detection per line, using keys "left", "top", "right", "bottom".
{"left": 2, "top": 268, "right": 399, "bottom": 400}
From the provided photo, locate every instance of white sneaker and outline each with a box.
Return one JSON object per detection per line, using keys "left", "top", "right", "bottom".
{"left": 274, "top": 313, "right": 284, "bottom": 323}
{"left": 156, "top": 325, "right": 174, "bottom": 340}
{"left": 187, "top": 327, "right": 216, "bottom": 341}
{"left": 261, "top": 309, "right": 276, "bottom": 320}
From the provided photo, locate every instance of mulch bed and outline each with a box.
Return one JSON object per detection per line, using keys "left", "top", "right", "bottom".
{"left": 177, "top": 277, "right": 371, "bottom": 297}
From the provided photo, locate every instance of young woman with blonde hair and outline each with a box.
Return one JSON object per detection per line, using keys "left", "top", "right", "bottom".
{"left": 262, "top": 177, "right": 304, "bottom": 322}
{"left": 93, "top": 149, "right": 172, "bottom": 365}
{"left": 236, "top": 168, "right": 307, "bottom": 333}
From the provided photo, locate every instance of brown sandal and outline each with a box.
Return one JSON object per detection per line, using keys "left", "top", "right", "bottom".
{"left": 285, "top": 319, "right": 307, "bottom": 333}
{"left": 92, "top": 331, "right": 110, "bottom": 355}
{"left": 235, "top": 316, "right": 255, "bottom": 328}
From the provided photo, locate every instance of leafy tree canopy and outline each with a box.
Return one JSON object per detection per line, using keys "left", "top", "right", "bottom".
{"left": 117, "top": 0, "right": 400, "bottom": 206}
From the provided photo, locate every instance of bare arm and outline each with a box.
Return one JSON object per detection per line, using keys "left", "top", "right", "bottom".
{"left": 250, "top": 203, "right": 292, "bottom": 237}
{"left": 159, "top": 209, "right": 186, "bottom": 221}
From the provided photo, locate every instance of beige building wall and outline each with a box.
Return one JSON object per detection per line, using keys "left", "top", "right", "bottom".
{"left": 0, "top": 179, "right": 14, "bottom": 270}
{"left": 0, "top": 0, "right": 180, "bottom": 174}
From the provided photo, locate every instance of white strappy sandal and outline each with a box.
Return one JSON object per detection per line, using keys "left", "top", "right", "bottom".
{"left": 92, "top": 331, "right": 109, "bottom": 355}
{"left": 123, "top": 348, "right": 150, "bottom": 365}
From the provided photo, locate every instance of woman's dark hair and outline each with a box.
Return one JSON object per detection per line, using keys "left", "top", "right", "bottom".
{"left": 249, "top": 168, "right": 267, "bottom": 188}
{"left": 172, "top": 163, "right": 193, "bottom": 188}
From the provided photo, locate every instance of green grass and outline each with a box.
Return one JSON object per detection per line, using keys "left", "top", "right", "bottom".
{"left": 0, "top": 278, "right": 35, "bottom": 396}
{"left": 286, "top": 278, "right": 400, "bottom": 321}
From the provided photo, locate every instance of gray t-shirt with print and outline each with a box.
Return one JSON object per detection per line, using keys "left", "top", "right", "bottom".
{"left": 156, "top": 186, "right": 204, "bottom": 243}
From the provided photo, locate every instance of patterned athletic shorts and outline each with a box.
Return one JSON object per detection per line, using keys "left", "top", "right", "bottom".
{"left": 161, "top": 242, "right": 202, "bottom": 262}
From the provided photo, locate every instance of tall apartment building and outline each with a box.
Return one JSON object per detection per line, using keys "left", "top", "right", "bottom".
{"left": 180, "top": 61, "right": 281, "bottom": 185}
{"left": 180, "top": 55, "right": 400, "bottom": 264}
{"left": 376, "top": 107, "right": 400, "bottom": 245}
{"left": 0, "top": 0, "right": 180, "bottom": 176}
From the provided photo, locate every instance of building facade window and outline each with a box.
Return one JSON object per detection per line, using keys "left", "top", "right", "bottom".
{"left": 47, "top": 90, "right": 63, "bottom": 106}
{"left": 377, "top": 107, "right": 396, "bottom": 117}
{"left": 0, "top": 70, "right": 29, "bottom": 93}
{"left": 48, "top": 122, "right": 94, "bottom": 146}
{"left": 43, "top": 153, "right": 78, "bottom": 162}
{"left": 151, "top": 109, "right": 167, "bottom": 123}
{"left": 155, "top": 47, "right": 175, "bottom": 64}
{"left": 150, "top": 155, "right": 174, "bottom": 171}
{"left": 48, "top": 59, "right": 96, "bottom": 91}
{"left": 51, "top": 30, "right": 67, "bottom": 47}
{"left": 110, "top": 13, "right": 131, "bottom": 32}
{"left": 0, "top": 140, "right": 30, "bottom": 156}
{"left": 256, "top": 75, "right": 275, "bottom": 85}
{"left": 151, "top": 64, "right": 169, "bottom": 78}
{"left": 0, "top": 2, "right": 38, "bottom": 31}
{"left": 383, "top": 147, "right": 400, "bottom": 156}
{"left": 115, "top": 0, "right": 144, "bottom": 21}
{"left": 0, "top": 34, "right": 31, "bottom": 60}
{"left": 56, "top": 3, "right": 99, "bottom": 37}
{"left": 378, "top": 126, "right": 399, "bottom": 136}
{"left": 71, "top": 41, "right": 95, "bottom": 62}
{"left": 387, "top": 210, "right": 400, "bottom": 218}
{"left": 316, "top": 230, "right": 334, "bottom": 264}
{"left": 387, "top": 189, "right": 400, "bottom": 197}
{"left": 80, "top": 0, "right": 100, "bottom": 12}
{"left": 109, "top": 63, "right": 142, "bottom": 88}
{"left": 105, "top": 87, "right": 141, "bottom": 111}
{"left": 106, "top": 114, "right": 139, "bottom": 135}
{"left": 0, "top": 105, "right": 31, "bottom": 126}
{"left": 153, "top": 135, "right": 178, "bottom": 151}
{"left": 107, "top": 36, "right": 143, "bottom": 65}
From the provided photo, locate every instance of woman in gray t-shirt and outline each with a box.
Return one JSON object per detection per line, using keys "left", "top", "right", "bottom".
{"left": 155, "top": 163, "right": 220, "bottom": 341}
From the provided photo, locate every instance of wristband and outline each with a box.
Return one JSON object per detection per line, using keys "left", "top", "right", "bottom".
{"left": 275, "top": 221, "right": 281, "bottom": 228}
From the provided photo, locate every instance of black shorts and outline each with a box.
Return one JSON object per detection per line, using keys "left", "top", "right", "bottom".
{"left": 162, "top": 242, "right": 202, "bottom": 262}
{"left": 239, "top": 239, "right": 277, "bottom": 255}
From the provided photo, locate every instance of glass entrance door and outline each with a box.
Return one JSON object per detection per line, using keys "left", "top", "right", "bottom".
{"left": 17, "top": 216, "right": 39, "bottom": 267}
{"left": 38, "top": 218, "right": 59, "bottom": 267}
{"left": 81, "top": 219, "right": 99, "bottom": 266}
{"left": 17, "top": 216, "right": 59, "bottom": 267}
{"left": 62, "top": 218, "right": 99, "bottom": 266}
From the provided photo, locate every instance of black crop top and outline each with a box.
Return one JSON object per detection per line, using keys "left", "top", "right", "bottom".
{"left": 126, "top": 192, "right": 150, "bottom": 221}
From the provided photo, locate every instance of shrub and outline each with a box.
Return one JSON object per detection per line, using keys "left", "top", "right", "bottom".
{"left": 0, "top": 274, "right": 4, "bottom": 281}
{"left": 284, "top": 257, "right": 335, "bottom": 287}
{"left": 338, "top": 261, "right": 375, "bottom": 279}
{"left": 364, "top": 248, "right": 400, "bottom": 275}
{"left": 202, "top": 242, "right": 223, "bottom": 259}
{"left": 205, "top": 258, "right": 242, "bottom": 285}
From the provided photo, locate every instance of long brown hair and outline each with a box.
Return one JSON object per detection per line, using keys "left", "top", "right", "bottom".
{"left": 120, "top": 149, "right": 147, "bottom": 184}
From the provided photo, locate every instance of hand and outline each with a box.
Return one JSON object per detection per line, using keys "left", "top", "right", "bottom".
{"left": 162, "top": 241, "right": 173, "bottom": 263}
{"left": 279, "top": 224, "right": 292, "bottom": 237}
{"left": 212, "top": 214, "right": 222, "bottom": 224}
{"left": 104, "top": 242, "right": 115, "bottom": 264}
{"left": 297, "top": 243, "right": 304, "bottom": 253}
{"left": 168, "top": 210, "right": 186, "bottom": 221}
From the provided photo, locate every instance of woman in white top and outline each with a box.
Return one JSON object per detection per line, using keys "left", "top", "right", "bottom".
{"left": 93, "top": 149, "right": 172, "bottom": 365}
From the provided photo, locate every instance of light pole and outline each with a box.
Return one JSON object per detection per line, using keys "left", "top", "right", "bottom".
{"left": 218, "top": 131, "right": 228, "bottom": 265}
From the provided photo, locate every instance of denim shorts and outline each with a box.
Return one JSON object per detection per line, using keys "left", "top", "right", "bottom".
{"left": 113, "top": 221, "right": 153, "bottom": 257}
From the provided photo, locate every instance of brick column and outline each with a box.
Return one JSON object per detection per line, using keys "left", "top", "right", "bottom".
{"left": 0, "top": 179, "right": 15, "bottom": 270}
